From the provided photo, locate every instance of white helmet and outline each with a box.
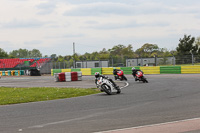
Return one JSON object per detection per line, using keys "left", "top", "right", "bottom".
{"left": 95, "top": 72, "right": 100, "bottom": 78}
{"left": 132, "top": 67, "right": 135, "bottom": 71}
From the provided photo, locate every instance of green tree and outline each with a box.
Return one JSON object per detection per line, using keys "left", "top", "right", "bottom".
{"left": 135, "top": 43, "right": 159, "bottom": 57}
{"left": 29, "top": 49, "right": 42, "bottom": 58}
{"left": 195, "top": 36, "right": 200, "bottom": 54}
{"left": 9, "top": 48, "right": 29, "bottom": 58}
{"left": 0, "top": 48, "right": 8, "bottom": 58}
{"left": 57, "top": 55, "right": 64, "bottom": 62}
{"left": 176, "top": 34, "right": 196, "bottom": 55}
{"left": 99, "top": 48, "right": 109, "bottom": 59}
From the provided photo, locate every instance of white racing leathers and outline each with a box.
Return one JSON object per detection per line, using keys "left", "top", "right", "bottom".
{"left": 96, "top": 76, "right": 121, "bottom": 95}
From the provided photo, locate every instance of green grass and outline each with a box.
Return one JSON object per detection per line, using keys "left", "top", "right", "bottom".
{"left": 0, "top": 87, "right": 100, "bottom": 105}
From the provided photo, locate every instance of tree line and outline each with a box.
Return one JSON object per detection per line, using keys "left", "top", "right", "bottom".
{"left": 0, "top": 35, "right": 200, "bottom": 63}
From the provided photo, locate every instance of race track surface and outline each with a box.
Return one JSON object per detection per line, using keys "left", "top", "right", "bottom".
{"left": 0, "top": 74, "right": 200, "bottom": 133}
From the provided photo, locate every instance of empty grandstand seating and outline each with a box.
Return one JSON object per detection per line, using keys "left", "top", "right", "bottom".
{"left": 30, "top": 58, "right": 51, "bottom": 67}
{"left": 0, "top": 58, "right": 51, "bottom": 69}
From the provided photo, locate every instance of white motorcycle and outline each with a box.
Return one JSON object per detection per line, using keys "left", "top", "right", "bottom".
{"left": 96, "top": 76, "right": 121, "bottom": 95}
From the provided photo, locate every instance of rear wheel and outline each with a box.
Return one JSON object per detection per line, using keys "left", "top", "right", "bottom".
{"left": 117, "top": 89, "right": 121, "bottom": 94}
{"left": 114, "top": 75, "right": 117, "bottom": 80}
{"left": 123, "top": 75, "right": 127, "bottom": 81}
{"left": 116, "top": 86, "right": 121, "bottom": 94}
{"left": 102, "top": 84, "right": 112, "bottom": 95}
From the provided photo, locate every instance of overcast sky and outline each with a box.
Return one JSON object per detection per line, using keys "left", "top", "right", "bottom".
{"left": 0, "top": 0, "right": 200, "bottom": 56}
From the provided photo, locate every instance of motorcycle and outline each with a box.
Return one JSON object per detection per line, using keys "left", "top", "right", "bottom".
{"left": 114, "top": 70, "right": 127, "bottom": 81}
{"left": 96, "top": 76, "right": 121, "bottom": 95}
{"left": 135, "top": 71, "right": 148, "bottom": 83}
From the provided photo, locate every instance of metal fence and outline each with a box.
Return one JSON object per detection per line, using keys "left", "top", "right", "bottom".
{"left": 40, "top": 54, "right": 200, "bottom": 74}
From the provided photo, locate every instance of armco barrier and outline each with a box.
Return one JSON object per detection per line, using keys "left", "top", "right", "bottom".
{"left": 81, "top": 68, "right": 91, "bottom": 75}
{"left": 181, "top": 66, "right": 200, "bottom": 74}
{"left": 140, "top": 66, "right": 160, "bottom": 74}
{"left": 160, "top": 66, "right": 181, "bottom": 74}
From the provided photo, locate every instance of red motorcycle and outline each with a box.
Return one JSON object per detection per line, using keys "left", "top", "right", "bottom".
{"left": 135, "top": 71, "right": 148, "bottom": 83}
{"left": 114, "top": 70, "right": 127, "bottom": 81}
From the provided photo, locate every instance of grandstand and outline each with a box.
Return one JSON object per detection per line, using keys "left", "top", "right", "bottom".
{"left": 0, "top": 58, "right": 51, "bottom": 70}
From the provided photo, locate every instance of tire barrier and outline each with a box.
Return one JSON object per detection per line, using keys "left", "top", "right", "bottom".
{"left": 0, "top": 70, "right": 25, "bottom": 76}
{"left": 54, "top": 72, "right": 82, "bottom": 82}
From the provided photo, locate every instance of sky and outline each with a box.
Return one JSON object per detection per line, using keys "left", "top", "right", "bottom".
{"left": 0, "top": 0, "right": 200, "bottom": 56}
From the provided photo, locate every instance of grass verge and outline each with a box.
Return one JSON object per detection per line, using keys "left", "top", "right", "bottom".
{"left": 0, "top": 87, "right": 100, "bottom": 105}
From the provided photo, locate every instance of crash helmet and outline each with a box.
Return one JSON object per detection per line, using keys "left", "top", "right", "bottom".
{"left": 95, "top": 72, "right": 100, "bottom": 78}
{"left": 132, "top": 67, "right": 135, "bottom": 71}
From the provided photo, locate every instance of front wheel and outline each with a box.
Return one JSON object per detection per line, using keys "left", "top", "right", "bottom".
{"left": 142, "top": 77, "right": 148, "bottom": 83}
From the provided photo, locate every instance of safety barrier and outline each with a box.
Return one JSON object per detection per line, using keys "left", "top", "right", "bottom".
{"left": 102, "top": 67, "right": 113, "bottom": 75}
{"left": 0, "top": 70, "right": 25, "bottom": 76}
{"left": 71, "top": 68, "right": 81, "bottom": 72}
{"left": 81, "top": 68, "right": 91, "bottom": 75}
{"left": 181, "top": 66, "right": 200, "bottom": 74}
{"left": 51, "top": 66, "right": 200, "bottom": 76}
{"left": 54, "top": 72, "right": 82, "bottom": 82}
{"left": 160, "top": 66, "right": 181, "bottom": 74}
{"left": 61, "top": 69, "right": 71, "bottom": 73}
{"left": 51, "top": 69, "right": 62, "bottom": 76}
{"left": 140, "top": 66, "right": 160, "bottom": 74}
{"left": 91, "top": 68, "right": 102, "bottom": 75}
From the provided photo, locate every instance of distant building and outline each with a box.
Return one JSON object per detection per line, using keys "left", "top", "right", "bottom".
{"left": 75, "top": 60, "right": 109, "bottom": 68}
{"left": 126, "top": 57, "right": 175, "bottom": 66}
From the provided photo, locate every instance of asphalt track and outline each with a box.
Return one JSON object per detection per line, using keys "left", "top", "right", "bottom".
{"left": 0, "top": 74, "right": 200, "bottom": 133}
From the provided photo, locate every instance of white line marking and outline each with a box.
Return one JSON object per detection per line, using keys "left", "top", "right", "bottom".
{"left": 28, "top": 112, "right": 106, "bottom": 129}
{"left": 94, "top": 117, "right": 200, "bottom": 133}
{"left": 120, "top": 81, "right": 129, "bottom": 89}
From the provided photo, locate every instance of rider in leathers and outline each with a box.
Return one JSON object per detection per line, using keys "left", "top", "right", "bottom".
{"left": 132, "top": 67, "right": 142, "bottom": 81}
{"left": 95, "top": 72, "right": 120, "bottom": 90}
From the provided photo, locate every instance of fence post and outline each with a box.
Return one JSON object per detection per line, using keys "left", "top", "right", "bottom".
{"left": 192, "top": 53, "right": 194, "bottom": 65}
{"left": 154, "top": 54, "right": 157, "bottom": 66}
{"left": 173, "top": 55, "right": 175, "bottom": 66}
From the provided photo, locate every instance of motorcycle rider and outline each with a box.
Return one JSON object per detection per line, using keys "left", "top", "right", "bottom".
{"left": 113, "top": 68, "right": 121, "bottom": 80}
{"left": 132, "top": 67, "right": 142, "bottom": 81}
{"left": 95, "top": 72, "right": 120, "bottom": 90}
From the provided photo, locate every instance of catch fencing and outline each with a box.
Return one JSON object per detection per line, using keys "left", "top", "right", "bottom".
{"left": 40, "top": 54, "right": 200, "bottom": 74}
